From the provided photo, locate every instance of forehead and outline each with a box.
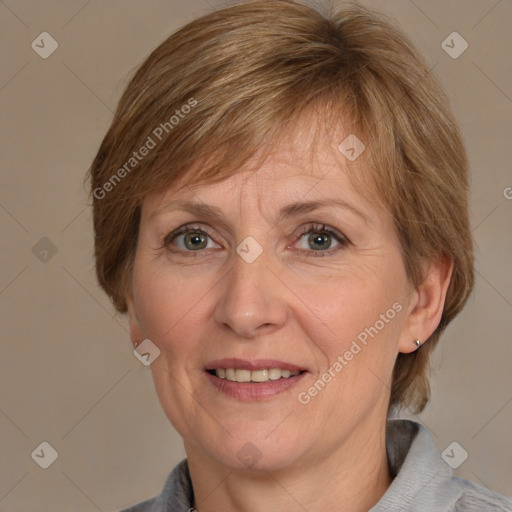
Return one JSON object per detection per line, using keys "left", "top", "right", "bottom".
{"left": 144, "top": 118, "right": 375, "bottom": 215}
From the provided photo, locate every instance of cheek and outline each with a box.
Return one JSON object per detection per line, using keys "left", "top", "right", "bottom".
{"left": 131, "top": 262, "right": 212, "bottom": 427}
{"left": 294, "top": 262, "right": 407, "bottom": 401}
{"left": 298, "top": 265, "right": 406, "bottom": 349}
{"left": 132, "top": 259, "right": 209, "bottom": 350}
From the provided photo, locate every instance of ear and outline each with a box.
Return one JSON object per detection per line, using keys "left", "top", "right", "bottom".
{"left": 398, "top": 255, "right": 454, "bottom": 354}
{"left": 126, "top": 295, "right": 144, "bottom": 349}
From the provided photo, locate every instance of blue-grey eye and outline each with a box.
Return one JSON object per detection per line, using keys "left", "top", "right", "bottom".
{"left": 296, "top": 225, "right": 342, "bottom": 252}
{"left": 168, "top": 227, "right": 218, "bottom": 251}
{"left": 307, "top": 232, "right": 335, "bottom": 250}
{"left": 183, "top": 231, "right": 208, "bottom": 250}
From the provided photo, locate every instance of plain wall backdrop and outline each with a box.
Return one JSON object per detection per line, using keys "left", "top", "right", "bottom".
{"left": 1, "top": 0, "right": 511, "bottom": 510}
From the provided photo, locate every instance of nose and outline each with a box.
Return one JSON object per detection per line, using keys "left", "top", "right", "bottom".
{"left": 213, "top": 248, "right": 288, "bottom": 339}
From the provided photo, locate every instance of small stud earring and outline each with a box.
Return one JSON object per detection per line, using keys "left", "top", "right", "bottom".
{"left": 414, "top": 339, "right": 421, "bottom": 348}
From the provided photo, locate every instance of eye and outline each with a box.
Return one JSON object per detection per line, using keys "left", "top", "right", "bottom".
{"left": 163, "top": 222, "right": 349, "bottom": 257}
{"left": 164, "top": 225, "right": 220, "bottom": 253}
{"left": 294, "top": 223, "right": 349, "bottom": 256}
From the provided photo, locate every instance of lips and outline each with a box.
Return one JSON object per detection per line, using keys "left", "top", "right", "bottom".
{"left": 204, "top": 358, "right": 309, "bottom": 399}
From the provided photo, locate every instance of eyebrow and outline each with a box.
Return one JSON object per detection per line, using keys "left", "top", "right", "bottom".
{"left": 150, "top": 198, "right": 369, "bottom": 225}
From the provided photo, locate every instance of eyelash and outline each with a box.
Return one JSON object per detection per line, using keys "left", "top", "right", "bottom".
{"left": 163, "top": 222, "right": 349, "bottom": 258}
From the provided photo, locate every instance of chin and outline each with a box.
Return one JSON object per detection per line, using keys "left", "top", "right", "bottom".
{"left": 203, "top": 429, "right": 308, "bottom": 473}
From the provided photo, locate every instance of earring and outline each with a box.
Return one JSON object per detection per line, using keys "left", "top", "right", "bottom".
{"left": 414, "top": 339, "right": 421, "bottom": 349}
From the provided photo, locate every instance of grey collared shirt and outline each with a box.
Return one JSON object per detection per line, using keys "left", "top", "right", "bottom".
{"left": 117, "top": 419, "right": 512, "bottom": 511}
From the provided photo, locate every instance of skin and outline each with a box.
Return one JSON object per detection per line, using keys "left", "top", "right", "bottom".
{"left": 127, "top": 121, "right": 452, "bottom": 512}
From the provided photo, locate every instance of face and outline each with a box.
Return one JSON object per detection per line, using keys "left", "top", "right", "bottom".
{"left": 128, "top": 125, "right": 417, "bottom": 472}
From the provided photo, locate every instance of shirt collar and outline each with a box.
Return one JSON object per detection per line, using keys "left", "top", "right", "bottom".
{"left": 370, "top": 419, "right": 453, "bottom": 512}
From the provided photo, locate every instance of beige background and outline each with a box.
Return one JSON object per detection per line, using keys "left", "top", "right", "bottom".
{"left": 1, "top": 0, "right": 511, "bottom": 510}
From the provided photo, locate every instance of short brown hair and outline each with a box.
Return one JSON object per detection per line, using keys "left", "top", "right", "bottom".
{"left": 87, "top": 0, "right": 474, "bottom": 413}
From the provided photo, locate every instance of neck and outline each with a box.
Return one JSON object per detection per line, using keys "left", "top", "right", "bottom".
{"left": 186, "top": 414, "right": 392, "bottom": 512}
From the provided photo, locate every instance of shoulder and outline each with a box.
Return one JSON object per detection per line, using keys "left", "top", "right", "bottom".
{"left": 114, "top": 458, "right": 194, "bottom": 512}
{"left": 452, "top": 480, "right": 512, "bottom": 511}
{"left": 115, "top": 496, "right": 158, "bottom": 512}
{"left": 371, "top": 419, "right": 512, "bottom": 512}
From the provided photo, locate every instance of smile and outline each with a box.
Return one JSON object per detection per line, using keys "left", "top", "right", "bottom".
{"left": 209, "top": 368, "right": 303, "bottom": 382}
{"left": 204, "top": 359, "right": 309, "bottom": 400}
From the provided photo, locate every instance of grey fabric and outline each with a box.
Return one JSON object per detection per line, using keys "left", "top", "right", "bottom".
{"left": 116, "top": 419, "right": 512, "bottom": 512}
{"left": 369, "top": 420, "right": 511, "bottom": 511}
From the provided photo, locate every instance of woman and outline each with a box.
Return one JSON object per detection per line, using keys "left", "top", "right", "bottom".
{"left": 88, "top": 1, "right": 511, "bottom": 511}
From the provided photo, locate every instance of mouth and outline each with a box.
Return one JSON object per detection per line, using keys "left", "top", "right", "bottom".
{"left": 204, "top": 358, "right": 308, "bottom": 400}
{"left": 206, "top": 368, "right": 306, "bottom": 382}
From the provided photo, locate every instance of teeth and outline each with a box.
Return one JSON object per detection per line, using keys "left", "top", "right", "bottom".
{"left": 269, "top": 368, "right": 283, "bottom": 380}
{"left": 251, "top": 369, "right": 268, "bottom": 382}
{"left": 236, "top": 369, "right": 251, "bottom": 382}
{"left": 214, "top": 368, "right": 301, "bottom": 382}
